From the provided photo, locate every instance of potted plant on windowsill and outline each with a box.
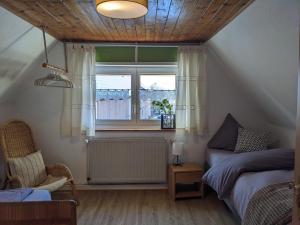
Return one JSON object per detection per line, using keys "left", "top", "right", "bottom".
{"left": 152, "top": 99, "right": 176, "bottom": 129}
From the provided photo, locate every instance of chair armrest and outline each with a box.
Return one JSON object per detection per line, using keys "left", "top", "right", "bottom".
{"left": 7, "top": 175, "right": 23, "bottom": 189}
{"left": 0, "top": 200, "right": 77, "bottom": 225}
{"left": 46, "top": 164, "right": 73, "bottom": 180}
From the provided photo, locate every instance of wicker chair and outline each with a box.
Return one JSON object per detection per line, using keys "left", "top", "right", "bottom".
{"left": 0, "top": 120, "right": 77, "bottom": 202}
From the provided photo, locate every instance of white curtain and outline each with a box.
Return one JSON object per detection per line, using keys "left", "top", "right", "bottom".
{"left": 61, "top": 44, "right": 96, "bottom": 137}
{"left": 176, "top": 46, "right": 207, "bottom": 135}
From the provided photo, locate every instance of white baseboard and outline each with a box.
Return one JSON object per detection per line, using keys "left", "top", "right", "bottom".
{"left": 76, "top": 184, "right": 168, "bottom": 190}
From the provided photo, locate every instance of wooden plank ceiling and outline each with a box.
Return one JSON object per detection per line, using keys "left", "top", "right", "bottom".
{"left": 0, "top": 0, "right": 253, "bottom": 43}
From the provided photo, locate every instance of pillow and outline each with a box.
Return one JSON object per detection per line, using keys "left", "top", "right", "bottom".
{"left": 207, "top": 113, "right": 242, "bottom": 150}
{"left": 234, "top": 128, "right": 271, "bottom": 153}
{"left": 8, "top": 151, "right": 47, "bottom": 187}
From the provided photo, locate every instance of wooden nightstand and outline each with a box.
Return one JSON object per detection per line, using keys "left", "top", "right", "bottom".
{"left": 168, "top": 163, "right": 204, "bottom": 200}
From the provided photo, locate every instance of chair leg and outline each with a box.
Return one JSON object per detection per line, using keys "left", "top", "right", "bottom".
{"left": 3, "top": 178, "right": 9, "bottom": 190}
{"left": 70, "top": 180, "right": 79, "bottom": 206}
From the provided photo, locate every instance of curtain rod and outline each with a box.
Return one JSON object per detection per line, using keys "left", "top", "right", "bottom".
{"left": 63, "top": 41, "right": 202, "bottom": 47}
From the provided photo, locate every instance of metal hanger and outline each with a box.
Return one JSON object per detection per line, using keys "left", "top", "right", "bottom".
{"left": 34, "top": 26, "right": 73, "bottom": 88}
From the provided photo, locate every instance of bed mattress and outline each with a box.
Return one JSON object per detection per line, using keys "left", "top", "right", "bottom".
{"left": 206, "top": 148, "right": 237, "bottom": 167}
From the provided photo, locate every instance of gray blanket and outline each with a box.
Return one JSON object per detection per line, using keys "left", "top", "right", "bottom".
{"left": 243, "top": 182, "right": 293, "bottom": 225}
{"left": 228, "top": 170, "right": 294, "bottom": 218}
{"left": 202, "top": 148, "right": 294, "bottom": 199}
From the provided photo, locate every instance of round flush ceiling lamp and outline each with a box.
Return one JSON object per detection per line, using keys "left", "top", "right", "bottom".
{"left": 96, "top": 0, "right": 148, "bottom": 19}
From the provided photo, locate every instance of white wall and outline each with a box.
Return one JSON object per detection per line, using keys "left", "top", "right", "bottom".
{"left": 5, "top": 41, "right": 267, "bottom": 184}
{"left": 0, "top": 7, "right": 57, "bottom": 104}
{"left": 0, "top": 6, "right": 57, "bottom": 187}
{"left": 206, "top": 0, "right": 300, "bottom": 145}
{"left": 1, "top": 1, "right": 294, "bottom": 185}
{"left": 267, "top": 124, "right": 296, "bottom": 148}
{"left": 0, "top": 103, "right": 13, "bottom": 188}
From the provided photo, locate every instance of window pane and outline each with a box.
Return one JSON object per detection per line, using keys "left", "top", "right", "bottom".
{"left": 96, "top": 75, "right": 131, "bottom": 120}
{"left": 138, "top": 47, "right": 177, "bottom": 62}
{"left": 96, "top": 47, "right": 135, "bottom": 62}
{"left": 140, "top": 75, "right": 176, "bottom": 120}
{"left": 95, "top": 46, "right": 177, "bottom": 63}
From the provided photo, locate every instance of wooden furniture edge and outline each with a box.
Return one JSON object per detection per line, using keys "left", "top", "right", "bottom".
{"left": 0, "top": 200, "right": 77, "bottom": 225}
{"left": 169, "top": 163, "right": 204, "bottom": 200}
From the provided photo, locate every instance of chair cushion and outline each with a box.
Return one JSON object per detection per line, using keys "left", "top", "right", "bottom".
{"left": 35, "top": 175, "right": 68, "bottom": 192}
{"left": 8, "top": 151, "right": 47, "bottom": 187}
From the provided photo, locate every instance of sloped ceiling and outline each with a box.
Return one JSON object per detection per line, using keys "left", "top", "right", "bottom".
{"left": 0, "top": 7, "right": 56, "bottom": 103}
{"left": 207, "top": 0, "right": 300, "bottom": 128}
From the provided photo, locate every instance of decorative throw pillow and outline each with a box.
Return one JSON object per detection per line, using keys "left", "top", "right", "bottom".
{"left": 234, "top": 128, "right": 271, "bottom": 153}
{"left": 207, "top": 113, "right": 243, "bottom": 151}
{"left": 8, "top": 151, "right": 47, "bottom": 187}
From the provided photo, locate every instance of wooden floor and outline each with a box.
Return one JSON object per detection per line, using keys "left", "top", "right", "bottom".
{"left": 77, "top": 190, "right": 238, "bottom": 225}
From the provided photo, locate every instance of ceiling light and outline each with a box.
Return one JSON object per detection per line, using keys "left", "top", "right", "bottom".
{"left": 96, "top": 0, "right": 148, "bottom": 19}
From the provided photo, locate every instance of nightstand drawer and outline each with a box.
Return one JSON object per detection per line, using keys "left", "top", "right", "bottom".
{"left": 175, "top": 171, "right": 202, "bottom": 183}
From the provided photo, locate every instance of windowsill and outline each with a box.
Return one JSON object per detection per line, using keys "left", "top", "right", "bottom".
{"left": 96, "top": 128, "right": 176, "bottom": 132}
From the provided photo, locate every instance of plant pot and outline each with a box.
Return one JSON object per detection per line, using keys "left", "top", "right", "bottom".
{"left": 161, "top": 114, "right": 176, "bottom": 129}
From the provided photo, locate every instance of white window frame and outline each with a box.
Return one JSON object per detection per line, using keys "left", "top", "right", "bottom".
{"left": 95, "top": 63, "right": 177, "bottom": 130}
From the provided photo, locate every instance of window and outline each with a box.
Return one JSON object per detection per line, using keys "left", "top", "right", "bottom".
{"left": 96, "top": 46, "right": 177, "bottom": 63}
{"left": 95, "top": 46, "right": 177, "bottom": 129}
{"left": 96, "top": 75, "right": 132, "bottom": 120}
{"left": 96, "top": 47, "right": 135, "bottom": 62}
{"left": 95, "top": 67, "right": 177, "bottom": 129}
{"left": 140, "top": 75, "right": 176, "bottom": 120}
{"left": 138, "top": 47, "right": 177, "bottom": 62}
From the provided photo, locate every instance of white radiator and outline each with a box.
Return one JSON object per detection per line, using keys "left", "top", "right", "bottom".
{"left": 87, "top": 137, "right": 168, "bottom": 184}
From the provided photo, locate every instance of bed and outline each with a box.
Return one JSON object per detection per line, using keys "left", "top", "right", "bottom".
{"left": 0, "top": 188, "right": 77, "bottom": 225}
{"left": 204, "top": 148, "right": 294, "bottom": 225}
{"left": 206, "top": 148, "right": 236, "bottom": 167}
{"left": 226, "top": 170, "right": 293, "bottom": 219}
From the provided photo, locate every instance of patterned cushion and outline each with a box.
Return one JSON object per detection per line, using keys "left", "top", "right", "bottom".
{"left": 8, "top": 151, "right": 47, "bottom": 187}
{"left": 234, "top": 128, "right": 271, "bottom": 153}
{"left": 207, "top": 113, "right": 243, "bottom": 150}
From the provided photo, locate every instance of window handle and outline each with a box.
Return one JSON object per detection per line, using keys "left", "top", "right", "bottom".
{"left": 133, "top": 105, "right": 137, "bottom": 115}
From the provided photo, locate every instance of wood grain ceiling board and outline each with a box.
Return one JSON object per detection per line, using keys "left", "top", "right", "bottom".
{"left": 0, "top": 0, "right": 253, "bottom": 43}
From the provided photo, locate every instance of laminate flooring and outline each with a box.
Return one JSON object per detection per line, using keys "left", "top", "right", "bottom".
{"left": 77, "top": 190, "right": 238, "bottom": 225}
